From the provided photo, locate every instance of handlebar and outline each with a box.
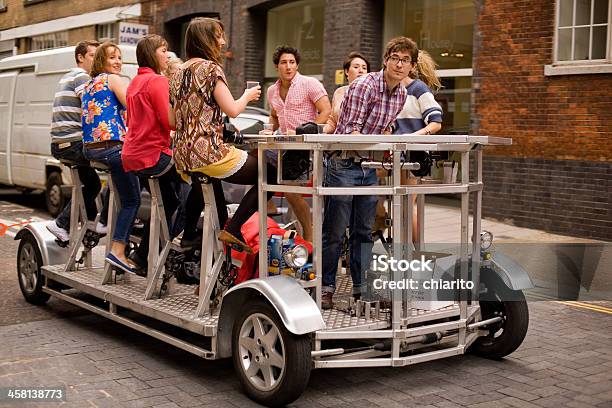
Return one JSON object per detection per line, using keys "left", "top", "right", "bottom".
{"left": 360, "top": 161, "right": 421, "bottom": 170}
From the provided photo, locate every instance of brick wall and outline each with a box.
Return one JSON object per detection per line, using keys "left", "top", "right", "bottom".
{"left": 0, "top": 0, "right": 140, "bottom": 30}
{"left": 151, "top": 0, "right": 385, "bottom": 103}
{"left": 473, "top": 0, "right": 612, "bottom": 240}
{"left": 322, "top": 0, "right": 383, "bottom": 96}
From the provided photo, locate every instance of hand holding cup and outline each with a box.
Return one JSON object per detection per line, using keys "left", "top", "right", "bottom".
{"left": 245, "top": 81, "right": 261, "bottom": 102}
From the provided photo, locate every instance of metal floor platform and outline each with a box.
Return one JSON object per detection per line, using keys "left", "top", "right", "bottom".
{"left": 43, "top": 265, "right": 219, "bottom": 336}
{"left": 43, "top": 264, "right": 461, "bottom": 336}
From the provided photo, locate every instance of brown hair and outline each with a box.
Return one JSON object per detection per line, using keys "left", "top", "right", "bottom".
{"left": 136, "top": 34, "right": 168, "bottom": 74}
{"left": 273, "top": 45, "right": 301, "bottom": 65}
{"left": 343, "top": 51, "right": 370, "bottom": 81}
{"left": 74, "top": 40, "right": 99, "bottom": 64}
{"left": 383, "top": 36, "right": 419, "bottom": 67}
{"left": 185, "top": 17, "right": 225, "bottom": 65}
{"left": 90, "top": 42, "right": 121, "bottom": 77}
{"left": 414, "top": 50, "right": 442, "bottom": 92}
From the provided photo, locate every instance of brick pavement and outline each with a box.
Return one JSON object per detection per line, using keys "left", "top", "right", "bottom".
{"left": 0, "top": 300, "right": 610, "bottom": 408}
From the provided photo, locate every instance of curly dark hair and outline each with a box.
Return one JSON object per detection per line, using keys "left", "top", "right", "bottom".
{"left": 272, "top": 45, "right": 300, "bottom": 65}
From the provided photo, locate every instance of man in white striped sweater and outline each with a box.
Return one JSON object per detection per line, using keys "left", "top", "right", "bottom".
{"left": 46, "top": 40, "right": 107, "bottom": 243}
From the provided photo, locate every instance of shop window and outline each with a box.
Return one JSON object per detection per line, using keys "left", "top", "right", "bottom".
{"left": 28, "top": 31, "right": 68, "bottom": 52}
{"left": 264, "top": 0, "right": 325, "bottom": 79}
{"left": 384, "top": 0, "right": 474, "bottom": 133}
{"left": 0, "top": 0, "right": 7, "bottom": 12}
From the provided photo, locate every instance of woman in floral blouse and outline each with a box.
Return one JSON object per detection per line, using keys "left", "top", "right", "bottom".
{"left": 82, "top": 42, "right": 140, "bottom": 274}
{"left": 170, "top": 17, "right": 277, "bottom": 251}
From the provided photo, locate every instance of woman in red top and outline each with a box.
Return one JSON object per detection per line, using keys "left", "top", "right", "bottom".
{"left": 122, "top": 34, "right": 180, "bottom": 273}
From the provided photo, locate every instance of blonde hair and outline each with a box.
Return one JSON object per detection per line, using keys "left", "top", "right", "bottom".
{"left": 413, "top": 50, "right": 442, "bottom": 92}
{"left": 164, "top": 57, "right": 183, "bottom": 79}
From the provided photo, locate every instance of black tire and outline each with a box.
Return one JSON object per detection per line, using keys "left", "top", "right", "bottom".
{"left": 232, "top": 298, "right": 311, "bottom": 407}
{"left": 17, "top": 233, "right": 50, "bottom": 305}
{"left": 469, "top": 286, "right": 529, "bottom": 360}
{"left": 45, "top": 171, "right": 65, "bottom": 217}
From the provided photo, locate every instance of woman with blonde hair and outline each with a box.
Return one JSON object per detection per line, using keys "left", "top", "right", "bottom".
{"left": 393, "top": 44, "right": 444, "bottom": 242}
{"left": 170, "top": 17, "right": 277, "bottom": 251}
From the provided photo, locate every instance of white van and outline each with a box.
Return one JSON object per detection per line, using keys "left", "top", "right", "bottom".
{"left": 0, "top": 46, "right": 138, "bottom": 216}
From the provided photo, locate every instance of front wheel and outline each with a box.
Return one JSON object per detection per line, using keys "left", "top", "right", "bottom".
{"left": 469, "top": 285, "right": 529, "bottom": 360}
{"left": 232, "top": 298, "right": 311, "bottom": 407}
{"left": 17, "top": 233, "right": 50, "bottom": 305}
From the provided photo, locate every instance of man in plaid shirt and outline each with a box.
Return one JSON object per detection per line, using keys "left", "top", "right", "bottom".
{"left": 321, "top": 37, "right": 415, "bottom": 309}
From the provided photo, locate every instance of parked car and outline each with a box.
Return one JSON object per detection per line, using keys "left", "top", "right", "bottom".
{"left": 222, "top": 107, "right": 269, "bottom": 205}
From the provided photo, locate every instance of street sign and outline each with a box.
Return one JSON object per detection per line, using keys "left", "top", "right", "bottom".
{"left": 335, "top": 69, "right": 345, "bottom": 85}
{"left": 118, "top": 22, "right": 149, "bottom": 46}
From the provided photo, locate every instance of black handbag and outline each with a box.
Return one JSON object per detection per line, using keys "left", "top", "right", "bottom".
{"left": 281, "top": 122, "right": 317, "bottom": 180}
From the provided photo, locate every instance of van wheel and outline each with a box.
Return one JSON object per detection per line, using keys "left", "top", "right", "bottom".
{"left": 232, "top": 298, "right": 311, "bottom": 407}
{"left": 45, "top": 171, "right": 65, "bottom": 217}
{"left": 17, "top": 233, "right": 50, "bottom": 305}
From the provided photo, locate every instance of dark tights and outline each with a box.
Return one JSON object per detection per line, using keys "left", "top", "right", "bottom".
{"left": 183, "top": 155, "right": 277, "bottom": 242}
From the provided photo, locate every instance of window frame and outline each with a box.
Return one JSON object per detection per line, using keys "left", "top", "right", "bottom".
{"left": 28, "top": 30, "right": 68, "bottom": 52}
{"left": 547, "top": 0, "right": 612, "bottom": 75}
{"left": 96, "top": 23, "right": 117, "bottom": 43}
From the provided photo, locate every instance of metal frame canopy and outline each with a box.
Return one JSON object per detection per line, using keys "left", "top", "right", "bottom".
{"left": 253, "top": 134, "right": 512, "bottom": 367}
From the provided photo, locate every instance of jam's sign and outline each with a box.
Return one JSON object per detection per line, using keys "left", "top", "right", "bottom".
{"left": 119, "top": 23, "right": 149, "bottom": 46}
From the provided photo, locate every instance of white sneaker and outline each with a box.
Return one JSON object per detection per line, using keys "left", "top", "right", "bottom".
{"left": 94, "top": 222, "right": 108, "bottom": 235}
{"left": 46, "top": 222, "right": 69, "bottom": 242}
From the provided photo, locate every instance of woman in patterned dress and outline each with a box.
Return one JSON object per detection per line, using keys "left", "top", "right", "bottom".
{"left": 81, "top": 42, "right": 140, "bottom": 273}
{"left": 170, "top": 17, "right": 277, "bottom": 252}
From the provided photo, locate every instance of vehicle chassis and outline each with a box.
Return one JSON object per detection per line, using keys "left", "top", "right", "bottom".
{"left": 18, "top": 134, "right": 529, "bottom": 405}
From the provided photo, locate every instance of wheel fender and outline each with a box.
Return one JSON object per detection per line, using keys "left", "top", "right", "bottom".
{"left": 15, "top": 222, "right": 68, "bottom": 266}
{"left": 486, "top": 252, "right": 534, "bottom": 291}
{"left": 216, "top": 275, "right": 324, "bottom": 359}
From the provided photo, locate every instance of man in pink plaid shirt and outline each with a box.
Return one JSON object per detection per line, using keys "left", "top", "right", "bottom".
{"left": 266, "top": 46, "right": 331, "bottom": 241}
{"left": 321, "top": 37, "right": 414, "bottom": 309}
{"left": 267, "top": 45, "right": 331, "bottom": 134}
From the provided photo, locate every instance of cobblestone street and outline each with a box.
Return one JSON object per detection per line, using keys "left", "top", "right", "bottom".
{"left": 0, "top": 300, "right": 610, "bottom": 408}
{"left": 1, "top": 194, "right": 611, "bottom": 407}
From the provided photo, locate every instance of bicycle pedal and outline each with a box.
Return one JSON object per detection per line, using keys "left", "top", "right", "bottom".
{"left": 55, "top": 239, "right": 69, "bottom": 248}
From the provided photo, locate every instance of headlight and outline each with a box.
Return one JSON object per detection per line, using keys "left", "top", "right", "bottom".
{"left": 480, "top": 231, "right": 493, "bottom": 250}
{"left": 283, "top": 244, "right": 308, "bottom": 269}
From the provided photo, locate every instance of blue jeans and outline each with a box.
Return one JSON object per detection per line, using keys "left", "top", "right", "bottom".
{"left": 83, "top": 145, "right": 140, "bottom": 244}
{"left": 322, "top": 158, "right": 378, "bottom": 295}
{"left": 134, "top": 153, "right": 181, "bottom": 261}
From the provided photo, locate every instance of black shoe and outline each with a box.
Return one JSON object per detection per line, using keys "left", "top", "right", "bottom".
{"left": 321, "top": 292, "right": 333, "bottom": 310}
{"left": 128, "top": 251, "right": 147, "bottom": 276}
{"left": 180, "top": 235, "right": 202, "bottom": 249}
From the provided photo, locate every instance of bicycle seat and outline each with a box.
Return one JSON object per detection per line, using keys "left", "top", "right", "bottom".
{"left": 90, "top": 161, "right": 111, "bottom": 172}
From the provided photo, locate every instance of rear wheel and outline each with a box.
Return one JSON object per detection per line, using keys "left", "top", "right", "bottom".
{"left": 45, "top": 171, "right": 65, "bottom": 217}
{"left": 470, "top": 285, "right": 529, "bottom": 359}
{"left": 232, "top": 298, "right": 311, "bottom": 407}
{"left": 17, "top": 234, "right": 50, "bottom": 305}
